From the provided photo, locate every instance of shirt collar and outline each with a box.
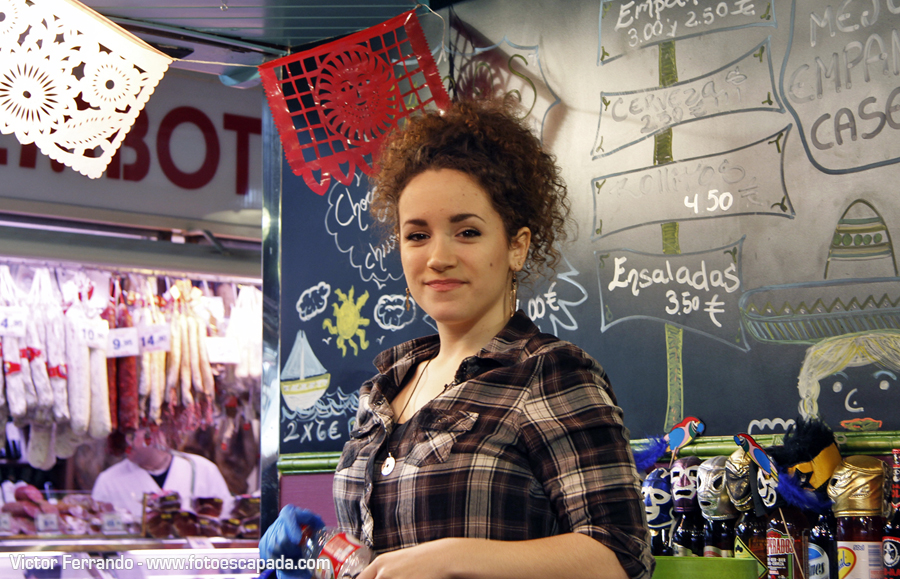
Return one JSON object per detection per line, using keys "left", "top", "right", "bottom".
{"left": 371, "top": 310, "right": 540, "bottom": 378}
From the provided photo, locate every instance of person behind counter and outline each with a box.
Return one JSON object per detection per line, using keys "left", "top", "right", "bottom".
{"left": 261, "top": 97, "right": 654, "bottom": 579}
{"left": 92, "top": 427, "right": 234, "bottom": 520}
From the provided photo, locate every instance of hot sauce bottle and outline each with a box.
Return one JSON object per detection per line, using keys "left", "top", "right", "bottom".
{"left": 828, "top": 455, "right": 889, "bottom": 579}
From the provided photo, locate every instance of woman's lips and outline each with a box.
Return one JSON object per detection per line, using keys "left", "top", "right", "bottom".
{"left": 425, "top": 280, "right": 465, "bottom": 291}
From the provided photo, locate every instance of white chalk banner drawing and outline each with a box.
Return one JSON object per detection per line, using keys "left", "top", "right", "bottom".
{"left": 597, "top": 0, "right": 777, "bottom": 64}
{"left": 592, "top": 126, "right": 794, "bottom": 240}
{"left": 324, "top": 171, "right": 403, "bottom": 290}
{"left": 780, "top": 0, "right": 900, "bottom": 173}
{"left": 592, "top": 38, "right": 783, "bottom": 159}
{"left": 595, "top": 238, "right": 747, "bottom": 350}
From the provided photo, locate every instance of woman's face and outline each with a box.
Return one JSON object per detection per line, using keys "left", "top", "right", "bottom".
{"left": 398, "top": 169, "right": 529, "bottom": 331}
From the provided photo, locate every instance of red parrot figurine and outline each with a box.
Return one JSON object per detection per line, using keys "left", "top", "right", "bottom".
{"left": 665, "top": 416, "right": 705, "bottom": 466}
{"left": 734, "top": 432, "right": 778, "bottom": 481}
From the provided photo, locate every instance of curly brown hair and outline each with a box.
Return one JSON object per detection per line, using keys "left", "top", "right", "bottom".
{"left": 369, "top": 97, "right": 571, "bottom": 281}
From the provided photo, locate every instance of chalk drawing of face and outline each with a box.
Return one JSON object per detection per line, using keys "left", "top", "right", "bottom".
{"left": 797, "top": 331, "right": 900, "bottom": 432}
{"left": 819, "top": 365, "right": 898, "bottom": 431}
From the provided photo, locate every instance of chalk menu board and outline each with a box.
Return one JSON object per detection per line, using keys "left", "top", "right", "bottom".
{"left": 276, "top": 0, "right": 900, "bottom": 457}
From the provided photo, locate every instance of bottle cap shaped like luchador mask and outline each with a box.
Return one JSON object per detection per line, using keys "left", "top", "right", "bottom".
{"left": 698, "top": 456, "right": 739, "bottom": 520}
{"left": 827, "top": 455, "right": 889, "bottom": 517}
{"left": 756, "top": 456, "right": 781, "bottom": 510}
{"left": 671, "top": 456, "right": 702, "bottom": 512}
{"left": 725, "top": 447, "right": 754, "bottom": 512}
{"left": 641, "top": 467, "right": 674, "bottom": 529}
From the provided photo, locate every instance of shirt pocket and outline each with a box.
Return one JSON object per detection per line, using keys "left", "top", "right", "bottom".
{"left": 405, "top": 409, "right": 479, "bottom": 468}
{"left": 336, "top": 410, "right": 380, "bottom": 472}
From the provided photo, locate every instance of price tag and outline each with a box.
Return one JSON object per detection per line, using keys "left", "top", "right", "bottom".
{"left": 0, "top": 306, "right": 26, "bottom": 338}
{"left": 106, "top": 327, "right": 140, "bottom": 358}
{"left": 35, "top": 512, "right": 60, "bottom": 534}
{"left": 137, "top": 323, "right": 171, "bottom": 353}
{"left": 101, "top": 512, "right": 126, "bottom": 534}
{"left": 0, "top": 512, "right": 12, "bottom": 535}
{"left": 205, "top": 336, "right": 240, "bottom": 364}
{"left": 186, "top": 536, "right": 215, "bottom": 549}
{"left": 79, "top": 318, "right": 110, "bottom": 350}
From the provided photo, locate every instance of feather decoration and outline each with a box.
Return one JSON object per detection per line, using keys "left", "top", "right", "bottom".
{"left": 777, "top": 468, "right": 833, "bottom": 513}
{"left": 634, "top": 435, "right": 668, "bottom": 472}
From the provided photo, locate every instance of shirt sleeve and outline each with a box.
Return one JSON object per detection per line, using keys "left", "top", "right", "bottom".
{"left": 519, "top": 345, "right": 654, "bottom": 579}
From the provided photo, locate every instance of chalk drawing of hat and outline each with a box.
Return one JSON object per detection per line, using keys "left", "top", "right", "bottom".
{"left": 825, "top": 199, "right": 897, "bottom": 279}
{"left": 739, "top": 199, "right": 899, "bottom": 345}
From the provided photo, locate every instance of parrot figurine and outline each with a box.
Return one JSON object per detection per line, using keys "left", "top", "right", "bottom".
{"left": 734, "top": 432, "right": 778, "bottom": 482}
{"left": 633, "top": 416, "right": 706, "bottom": 472}
{"left": 665, "top": 416, "right": 705, "bottom": 466}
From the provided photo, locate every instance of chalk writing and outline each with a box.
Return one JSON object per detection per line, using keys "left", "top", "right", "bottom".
{"left": 592, "top": 127, "right": 793, "bottom": 239}
{"left": 325, "top": 171, "right": 403, "bottom": 289}
{"left": 781, "top": 0, "right": 900, "bottom": 172}
{"left": 598, "top": 0, "right": 776, "bottom": 63}
{"left": 596, "top": 239, "right": 747, "bottom": 349}
{"left": 593, "top": 39, "right": 781, "bottom": 158}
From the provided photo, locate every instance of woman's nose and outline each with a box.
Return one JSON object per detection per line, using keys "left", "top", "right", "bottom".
{"left": 427, "top": 236, "right": 455, "bottom": 271}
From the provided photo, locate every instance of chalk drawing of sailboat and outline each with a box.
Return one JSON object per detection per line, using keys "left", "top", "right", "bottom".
{"left": 281, "top": 330, "right": 331, "bottom": 411}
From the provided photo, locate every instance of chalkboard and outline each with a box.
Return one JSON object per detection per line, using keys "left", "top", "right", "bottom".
{"left": 275, "top": 0, "right": 900, "bottom": 459}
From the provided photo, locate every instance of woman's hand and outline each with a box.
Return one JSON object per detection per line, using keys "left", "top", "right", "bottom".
{"left": 357, "top": 539, "right": 461, "bottom": 579}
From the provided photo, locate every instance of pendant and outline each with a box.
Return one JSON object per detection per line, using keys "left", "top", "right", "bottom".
{"left": 381, "top": 454, "right": 395, "bottom": 476}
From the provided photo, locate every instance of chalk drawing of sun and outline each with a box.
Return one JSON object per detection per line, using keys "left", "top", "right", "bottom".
{"left": 322, "top": 286, "right": 370, "bottom": 356}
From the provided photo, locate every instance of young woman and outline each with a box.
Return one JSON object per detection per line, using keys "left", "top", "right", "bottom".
{"left": 262, "top": 98, "right": 653, "bottom": 579}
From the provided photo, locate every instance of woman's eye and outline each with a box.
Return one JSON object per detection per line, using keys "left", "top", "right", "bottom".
{"left": 405, "top": 233, "right": 428, "bottom": 242}
{"left": 459, "top": 228, "right": 481, "bottom": 238}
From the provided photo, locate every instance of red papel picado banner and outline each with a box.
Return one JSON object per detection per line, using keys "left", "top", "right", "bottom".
{"left": 258, "top": 9, "right": 450, "bottom": 195}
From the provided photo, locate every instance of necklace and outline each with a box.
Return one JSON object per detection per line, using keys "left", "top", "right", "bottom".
{"left": 382, "top": 358, "right": 432, "bottom": 476}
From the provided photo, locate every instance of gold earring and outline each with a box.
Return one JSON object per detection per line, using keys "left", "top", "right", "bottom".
{"left": 509, "top": 276, "right": 518, "bottom": 318}
{"left": 405, "top": 287, "right": 411, "bottom": 311}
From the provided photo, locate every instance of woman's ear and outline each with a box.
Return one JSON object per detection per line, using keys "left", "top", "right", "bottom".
{"left": 509, "top": 227, "right": 532, "bottom": 271}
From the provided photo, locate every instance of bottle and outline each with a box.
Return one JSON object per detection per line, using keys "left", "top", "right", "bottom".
{"left": 836, "top": 516, "right": 884, "bottom": 579}
{"left": 300, "top": 526, "right": 373, "bottom": 579}
{"left": 828, "top": 455, "right": 889, "bottom": 579}
{"left": 735, "top": 509, "right": 768, "bottom": 578}
{"left": 885, "top": 448, "right": 900, "bottom": 579}
{"left": 673, "top": 508, "right": 705, "bottom": 556}
{"left": 885, "top": 506, "right": 900, "bottom": 578}
{"left": 649, "top": 525, "right": 675, "bottom": 557}
{"left": 704, "top": 518, "right": 736, "bottom": 557}
{"left": 810, "top": 512, "right": 837, "bottom": 579}
{"left": 767, "top": 504, "right": 810, "bottom": 579}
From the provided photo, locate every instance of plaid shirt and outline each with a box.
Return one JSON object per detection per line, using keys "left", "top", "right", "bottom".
{"left": 333, "top": 312, "right": 654, "bottom": 578}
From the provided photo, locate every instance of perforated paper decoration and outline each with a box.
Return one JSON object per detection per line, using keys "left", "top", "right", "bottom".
{"left": 0, "top": 0, "right": 172, "bottom": 179}
{"left": 258, "top": 10, "right": 450, "bottom": 195}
